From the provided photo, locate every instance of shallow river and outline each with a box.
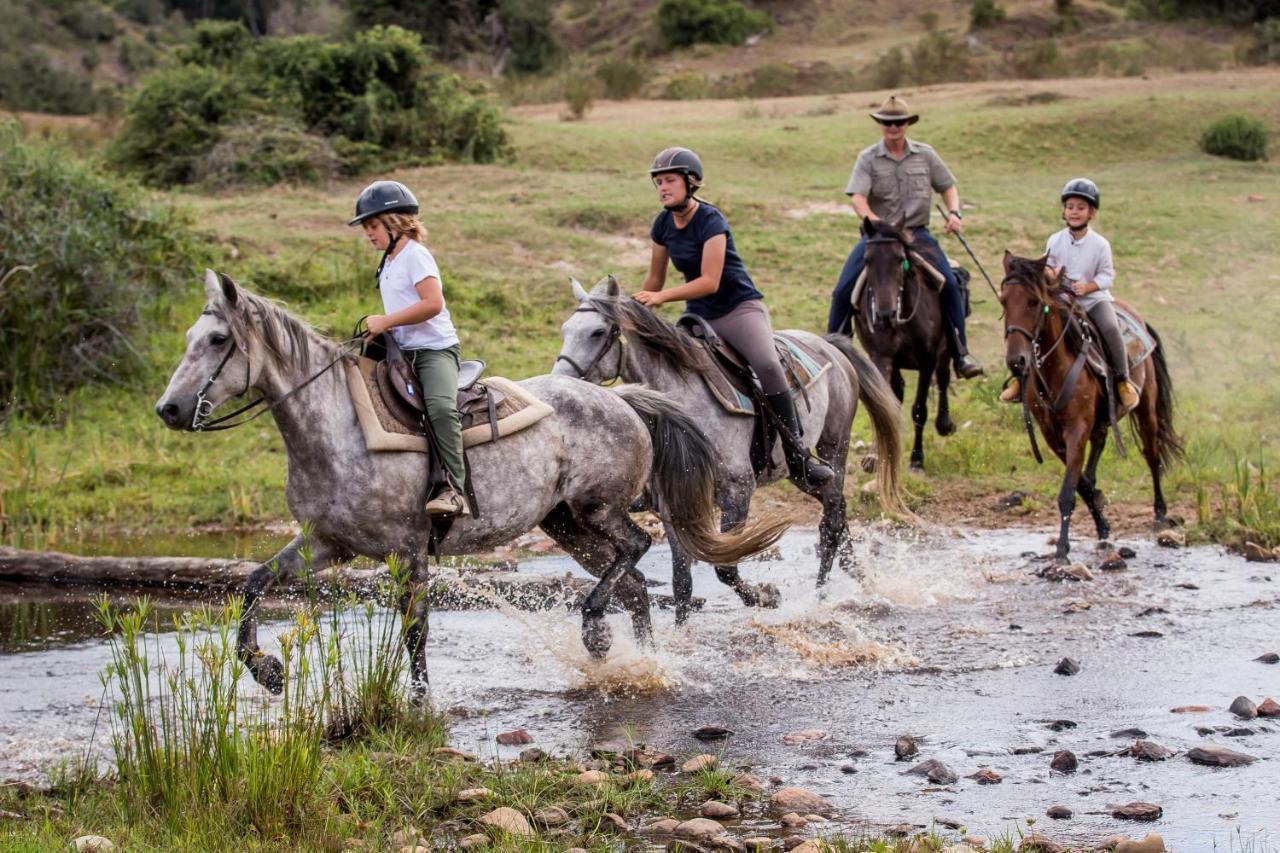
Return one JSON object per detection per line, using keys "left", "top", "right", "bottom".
{"left": 0, "top": 525, "right": 1276, "bottom": 848}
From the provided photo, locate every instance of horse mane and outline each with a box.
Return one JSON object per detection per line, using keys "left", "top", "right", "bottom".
{"left": 210, "top": 282, "right": 334, "bottom": 371}
{"left": 588, "top": 296, "right": 717, "bottom": 378}
{"left": 1003, "top": 254, "right": 1086, "bottom": 351}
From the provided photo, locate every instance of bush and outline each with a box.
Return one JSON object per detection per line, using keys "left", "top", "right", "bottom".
{"left": 656, "top": 0, "right": 773, "bottom": 48}
{"left": 193, "top": 118, "right": 343, "bottom": 187}
{"left": 111, "top": 23, "right": 510, "bottom": 187}
{"left": 1010, "top": 39, "right": 1066, "bottom": 78}
{"left": 970, "top": 0, "right": 1007, "bottom": 29}
{"left": 561, "top": 70, "right": 594, "bottom": 120}
{"left": 1200, "top": 114, "right": 1270, "bottom": 161}
{"left": 500, "top": 0, "right": 560, "bottom": 73}
{"left": 1247, "top": 17, "right": 1280, "bottom": 64}
{"left": 596, "top": 59, "right": 645, "bottom": 99}
{"left": 0, "top": 123, "right": 206, "bottom": 416}
{"left": 662, "top": 71, "right": 712, "bottom": 99}
{"left": 0, "top": 51, "right": 100, "bottom": 115}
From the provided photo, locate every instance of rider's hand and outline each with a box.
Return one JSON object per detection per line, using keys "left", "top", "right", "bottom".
{"left": 1071, "top": 281, "right": 1098, "bottom": 297}
{"left": 944, "top": 212, "right": 963, "bottom": 235}
{"left": 366, "top": 314, "right": 391, "bottom": 337}
{"left": 632, "top": 290, "right": 664, "bottom": 307}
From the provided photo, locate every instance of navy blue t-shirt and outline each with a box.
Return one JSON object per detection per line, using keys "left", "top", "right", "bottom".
{"left": 649, "top": 203, "right": 763, "bottom": 319}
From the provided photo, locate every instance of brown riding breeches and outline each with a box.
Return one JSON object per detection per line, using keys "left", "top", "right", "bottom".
{"left": 1087, "top": 301, "right": 1128, "bottom": 382}
{"left": 705, "top": 299, "right": 789, "bottom": 395}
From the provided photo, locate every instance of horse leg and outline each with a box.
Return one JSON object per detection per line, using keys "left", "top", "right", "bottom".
{"left": 1076, "top": 432, "right": 1111, "bottom": 542}
{"left": 889, "top": 365, "right": 905, "bottom": 403}
{"left": 398, "top": 551, "right": 436, "bottom": 702}
{"left": 237, "top": 533, "right": 348, "bottom": 694}
{"left": 934, "top": 357, "right": 956, "bottom": 437}
{"left": 1054, "top": 428, "right": 1089, "bottom": 564}
{"left": 662, "top": 516, "right": 695, "bottom": 626}
{"left": 909, "top": 366, "right": 932, "bottom": 471}
{"left": 713, "top": 488, "right": 781, "bottom": 609}
{"left": 1133, "top": 377, "right": 1169, "bottom": 525}
{"left": 816, "top": 435, "right": 855, "bottom": 586}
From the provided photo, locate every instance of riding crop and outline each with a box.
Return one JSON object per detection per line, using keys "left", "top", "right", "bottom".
{"left": 936, "top": 204, "right": 999, "bottom": 300}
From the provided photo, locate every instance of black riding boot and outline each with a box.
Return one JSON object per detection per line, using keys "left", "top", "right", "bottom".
{"left": 764, "top": 391, "right": 834, "bottom": 486}
{"left": 945, "top": 325, "right": 984, "bottom": 380}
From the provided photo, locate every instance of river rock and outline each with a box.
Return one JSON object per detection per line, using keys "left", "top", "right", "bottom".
{"left": 674, "top": 817, "right": 726, "bottom": 841}
{"left": 433, "top": 746, "right": 477, "bottom": 762}
{"left": 455, "top": 787, "right": 491, "bottom": 802}
{"left": 1258, "top": 697, "right": 1280, "bottom": 717}
{"left": 778, "top": 812, "right": 807, "bottom": 828}
{"left": 459, "top": 834, "right": 488, "bottom": 850}
{"left": 495, "top": 728, "right": 533, "bottom": 745}
{"left": 1241, "top": 541, "right": 1276, "bottom": 562}
{"left": 693, "top": 725, "right": 734, "bottom": 740}
{"left": 780, "top": 728, "right": 826, "bottom": 745}
{"left": 1045, "top": 805, "right": 1073, "bottom": 819}
{"left": 1115, "top": 833, "right": 1166, "bottom": 853}
{"left": 1097, "top": 551, "right": 1128, "bottom": 572}
{"left": 682, "top": 754, "right": 719, "bottom": 773}
{"left": 769, "top": 786, "right": 834, "bottom": 815}
{"left": 732, "top": 772, "right": 765, "bottom": 793}
{"left": 1054, "top": 657, "right": 1080, "bottom": 676}
{"left": 390, "top": 828, "right": 422, "bottom": 847}
{"left": 479, "top": 807, "right": 532, "bottom": 837}
{"left": 600, "top": 812, "right": 628, "bottom": 832}
{"left": 72, "top": 837, "right": 114, "bottom": 852}
{"left": 1256, "top": 652, "right": 1279, "bottom": 664}
{"left": 1049, "top": 750, "right": 1078, "bottom": 773}
{"left": 1112, "top": 802, "right": 1162, "bottom": 821}
{"left": 1229, "top": 696, "right": 1258, "bottom": 719}
{"left": 573, "top": 769, "right": 610, "bottom": 786}
{"left": 1170, "top": 705, "right": 1212, "bottom": 713}
{"left": 533, "top": 806, "right": 570, "bottom": 827}
{"left": 1156, "top": 530, "right": 1184, "bottom": 548}
{"left": 907, "top": 758, "right": 958, "bottom": 784}
{"left": 641, "top": 818, "right": 680, "bottom": 835}
{"left": 1129, "top": 740, "right": 1175, "bottom": 761}
{"left": 1187, "top": 745, "right": 1258, "bottom": 767}
{"left": 1118, "top": 545, "right": 1137, "bottom": 558}
{"left": 789, "top": 843, "right": 823, "bottom": 853}
{"left": 894, "top": 735, "right": 919, "bottom": 759}
{"left": 1017, "top": 833, "right": 1065, "bottom": 852}
{"left": 1046, "top": 719, "right": 1076, "bottom": 731}
{"left": 971, "top": 768, "right": 1002, "bottom": 784}
{"left": 626, "top": 746, "right": 676, "bottom": 768}
{"left": 624, "top": 768, "right": 655, "bottom": 783}
{"left": 1111, "top": 727, "right": 1148, "bottom": 739}
{"left": 701, "top": 800, "right": 739, "bottom": 819}
{"left": 742, "top": 839, "right": 774, "bottom": 851}
{"left": 518, "top": 747, "right": 547, "bottom": 762}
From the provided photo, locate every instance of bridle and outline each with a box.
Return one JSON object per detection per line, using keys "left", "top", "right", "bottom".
{"left": 863, "top": 235, "right": 922, "bottom": 331}
{"left": 554, "top": 304, "right": 627, "bottom": 384}
{"left": 190, "top": 332, "right": 362, "bottom": 431}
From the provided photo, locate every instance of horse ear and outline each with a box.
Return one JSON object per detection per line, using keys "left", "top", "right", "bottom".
{"left": 892, "top": 215, "right": 907, "bottom": 233}
{"left": 1002, "top": 250, "right": 1014, "bottom": 274}
{"left": 218, "top": 271, "right": 239, "bottom": 307}
{"left": 604, "top": 275, "right": 620, "bottom": 298}
{"left": 204, "top": 268, "right": 221, "bottom": 303}
{"left": 570, "top": 277, "right": 589, "bottom": 303}
{"left": 862, "top": 217, "right": 876, "bottom": 237}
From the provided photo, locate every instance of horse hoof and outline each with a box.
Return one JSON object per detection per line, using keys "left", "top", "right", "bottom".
{"left": 908, "top": 464, "right": 926, "bottom": 477}
{"left": 755, "top": 582, "right": 782, "bottom": 609}
{"left": 582, "top": 617, "right": 613, "bottom": 659}
{"left": 936, "top": 419, "right": 956, "bottom": 437}
{"left": 674, "top": 607, "right": 690, "bottom": 627}
{"left": 249, "top": 654, "right": 285, "bottom": 695}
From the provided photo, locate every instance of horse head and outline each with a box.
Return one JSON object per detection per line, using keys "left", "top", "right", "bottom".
{"left": 999, "top": 251, "right": 1061, "bottom": 381}
{"left": 862, "top": 217, "right": 916, "bottom": 329}
{"left": 554, "top": 275, "right": 627, "bottom": 383}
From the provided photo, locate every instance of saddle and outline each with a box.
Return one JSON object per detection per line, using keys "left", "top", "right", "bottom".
{"left": 675, "top": 313, "right": 830, "bottom": 477}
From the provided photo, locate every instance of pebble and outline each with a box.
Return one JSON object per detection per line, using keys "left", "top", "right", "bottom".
{"left": 1118, "top": 546, "right": 1137, "bottom": 558}
{"left": 674, "top": 817, "right": 726, "bottom": 841}
{"left": 894, "top": 734, "right": 918, "bottom": 760}
{"left": 641, "top": 818, "right": 680, "bottom": 835}
{"left": 1112, "top": 801, "right": 1162, "bottom": 821}
{"left": 1255, "top": 652, "right": 1279, "bottom": 664}
{"left": 1046, "top": 719, "right": 1076, "bottom": 731}
{"left": 1229, "top": 695, "right": 1258, "bottom": 719}
{"left": 1049, "top": 750, "right": 1078, "bottom": 773}
{"left": 1115, "top": 833, "right": 1167, "bottom": 853}
{"left": 1111, "top": 727, "right": 1148, "bottom": 739}
{"left": 971, "top": 768, "right": 1002, "bottom": 784}
{"left": 778, "top": 811, "right": 807, "bottom": 828}
{"left": 1187, "top": 745, "right": 1258, "bottom": 767}
{"left": 1156, "top": 530, "right": 1185, "bottom": 548}
{"left": 1128, "top": 740, "right": 1175, "bottom": 761}
{"left": 518, "top": 747, "right": 547, "bottom": 762}
{"left": 907, "top": 758, "right": 958, "bottom": 785}
{"left": 479, "top": 807, "right": 532, "bottom": 837}
{"left": 700, "top": 800, "right": 739, "bottom": 819}
{"left": 599, "top": 812, "right": 628, "bottom": 832}
{"left": 455, "top": 787, "right": 491, "bottom": 802}
{"left": 1258, "top": 697, "right": 1280, "bottom": 717}
{"left": 1045, "top": 804, "right": 1073, "bottom": 819}
{"left": 1017, "top": 833, "right": 1064, "bottom": 852}
{"left": 533, "top": 806, "right": 570, "bottom": 827}
{"left": 682, "top": 754, "right": 719, "bottom": 773}
{"left": 780, "top": 728, "right": 826, "bottom": 745}
{"left": 840, "top": 763, "right": 857, "bottom": 774}
{"left": 573, "top": 769, "right": 610, "bottom": 786}
{"left": 732, "top": 772, "right": 765, "bottom": 793}
{"left": 769, "top": 786, "right": 834, "bottom": 815}
{"left": 1097, "top": 551, "right": 1128, "bottom": 571}
{"left": 72, "top": 838, "right": 114, "bottom": 852}
{"left": 1054, "top": 657, "right": 1080, "bottom": 676}
{"left": 459, "top": 834, "right": 488, "bottom": 850}
{"left": 693, "top": 725, "right": 734, "bottom": 740}
{"left": 495, "top": 728, "right": 533, "bottom": 745}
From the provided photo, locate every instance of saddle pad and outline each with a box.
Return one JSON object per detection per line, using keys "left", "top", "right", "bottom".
{"left": 703, "top": 334, "right": 831, "bottom": 416}
{"left": 1084, "top": 305, "right": 1158, "bottom": 380}
{"left": 347, "top": 357, "right": 554, "bottom": 453}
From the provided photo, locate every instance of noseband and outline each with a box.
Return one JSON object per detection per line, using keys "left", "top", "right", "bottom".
{"left": 863, "top": 235, "right": 920, "bottom": 331}
{"left": 555, "top": 304, "right": 626, "bottom": 384}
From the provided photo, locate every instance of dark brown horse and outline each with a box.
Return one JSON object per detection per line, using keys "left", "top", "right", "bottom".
{"left": 853, "top": 218, "right": 954, "bottom": 471}
{"left": 1000, "top": 252, "right": 1183, "bottom": 563}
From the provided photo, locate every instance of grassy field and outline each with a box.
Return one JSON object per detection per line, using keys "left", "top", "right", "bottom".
{"left": 3, "top": 68, "right": 1280, "bottom": 550}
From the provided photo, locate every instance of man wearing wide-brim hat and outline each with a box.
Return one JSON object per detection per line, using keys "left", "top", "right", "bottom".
{"left": 826, "top": 95, "right": 983, "bottom": 379}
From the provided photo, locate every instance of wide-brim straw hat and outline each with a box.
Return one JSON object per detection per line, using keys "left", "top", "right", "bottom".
{"left": 870, "top": 95, "right": 919, "bottom": 125}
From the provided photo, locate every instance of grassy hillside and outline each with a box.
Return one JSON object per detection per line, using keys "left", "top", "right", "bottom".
{"left": 2, "top": 69, "right": 1279, "bottom": 549}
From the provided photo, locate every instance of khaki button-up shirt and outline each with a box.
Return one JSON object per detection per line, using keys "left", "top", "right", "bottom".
{"left": 844, "top": 139, "right": 956, "bottom": 229}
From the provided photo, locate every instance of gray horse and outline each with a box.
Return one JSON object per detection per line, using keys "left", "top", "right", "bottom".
{"left": 155, "top": 270, "right": 788, "bottom": 694}
{"left": 554, "top": 276, "right": 908, "bottom": 622}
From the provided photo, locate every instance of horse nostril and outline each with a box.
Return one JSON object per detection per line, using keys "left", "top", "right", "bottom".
{"left": 157, "top": 402, "right": 180, "bottom": 424}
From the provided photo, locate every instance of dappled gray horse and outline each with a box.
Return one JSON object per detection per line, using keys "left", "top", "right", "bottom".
{"left": 555, "top": 276, "right": 908, "bottom": 622}
{"left": 156, "top": 271, "right": 788, "bottom": 694}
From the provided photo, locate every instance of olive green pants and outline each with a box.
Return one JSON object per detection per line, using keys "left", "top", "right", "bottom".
{"left": 405, "top": 345, "right": 467, "bottom": 491}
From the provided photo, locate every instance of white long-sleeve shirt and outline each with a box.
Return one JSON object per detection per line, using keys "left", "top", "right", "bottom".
{"left": 1045, "top": 226, "right": 1114, "bottom": 311}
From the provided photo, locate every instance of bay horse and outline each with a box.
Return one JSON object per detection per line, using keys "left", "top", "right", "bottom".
{"left": 555, "top": 276, "right": 908, "bottom": 622}
{"left": 852, "top": 218, "right": 957, "bottom": 472}
{"left": 999, "top": 252, "right": 1183, "bottom": 563}
{"left": 156, "top": 270, "right": 788, "bottom": 695}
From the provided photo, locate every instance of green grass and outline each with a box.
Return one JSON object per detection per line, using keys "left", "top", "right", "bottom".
{"left": 3, "top": 71, "right": 1280, "bottom": 549}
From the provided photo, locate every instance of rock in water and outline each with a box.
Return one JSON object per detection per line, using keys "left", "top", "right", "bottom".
{"left": 495, "top": 729, "right": 533, "bottom": 745}
{"left": 906, "top": 759, "right": 958, "bottom": 785}
{"left": 1111, "top": 727, "right": 1148, "bottom": 739}
{"left": 1116, "top": 833, "right": 1167, "bottom": 853}
{"left": 1017, "top": 833, "right": 1065, "bottom": 852}
{"left": 769, "top": 787, "right": 834, "bottom": 815}
{"left": 700, "top": 800, "right": 739, "bottom": 819}
{"left": 640, "top": 818, "right": 679, "bottom": 835}
{"left": 780, "top": 728, "right": 827, "bottom": 745}
{"left": 1229, "top": 696, "right": 1258, "bottom": 719}
{"left": 1097, "top": 551, "right": 1128, "bottom": 572}
{"left": 1129, "top": 740, "right": 1175, "bottom": 761}
{"left": 673, "top": 817, "right": 725, "bottom": 842}
{"left": 894, "top": 735, "right": 918, "bottom": 760}
{"left": 1187, "top": 745, "right": 1258, "bottom": 767}
{"left": 1257, "top": 697, "right": 1280, "bottom": 717}
{"left": 692, "top": 725, "right": 734, "bottom": 740}
{"left": 479, "top": 807, "right": 532, "bottom": 837}
{"left": 1112, "top": 802, "right": 1162, "bottom": 821}
{"left": 1255, "top": 652, "right": 1279, "bottom": 664}
{"left": 1049, "top": 750, "right": 1078, "bottom": 773}
{"left": 1156, "top": 530, "right": 1184, "bottom": 548}
{"left": 1054, "top": 657, "right": 1080, "bottom": 676}
{"left": 1045, "top": 805, "right": 1073, "bottom": 820}
{"left": 970, "top": 768, "right": 1002, "bottom": 784}
{"left": 681, "top": 754, "right": 719, "bottom": 773}
{"left": 1241, "top": 541, "right": 1276, "bottom": 562}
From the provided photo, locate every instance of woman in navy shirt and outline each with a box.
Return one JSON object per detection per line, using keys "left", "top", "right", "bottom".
{"left": 635, "top": 147, "right": 833, "bottom": 486}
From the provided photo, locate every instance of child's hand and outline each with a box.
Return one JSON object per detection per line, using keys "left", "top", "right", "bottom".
{"left": 366, "top": 314, "right": 392, "bottom": 336}
{"left": 1071, "top": 281, "right": 1098, "bottom": 297}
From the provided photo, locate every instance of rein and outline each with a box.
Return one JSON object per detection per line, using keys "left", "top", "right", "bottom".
{"left": 554, "top": 305, "right": 626, "bottom": 384}
{"left": 863, "top": 236, "right": 922, "bottom": 331}
{"left": 193, "top": 336, "right": 362, "bottom": 431}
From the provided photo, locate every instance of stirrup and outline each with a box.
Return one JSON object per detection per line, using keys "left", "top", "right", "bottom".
{"left": 425, "top": 488, "right": 469, "bottom": 517}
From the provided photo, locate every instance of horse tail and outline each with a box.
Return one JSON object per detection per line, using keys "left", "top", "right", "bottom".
{"left": 823, "top": 333, "right": 916, "bottom": 522}
{"left": 614, "top": 385, "right": 791, "bottom": 565}
{"left": 1144, "top": 323, "right": 1184, "bottom": 470}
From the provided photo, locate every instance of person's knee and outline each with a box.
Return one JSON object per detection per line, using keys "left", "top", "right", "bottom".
{"left": 423, "top": 396, "right": 460, "bottom": 423}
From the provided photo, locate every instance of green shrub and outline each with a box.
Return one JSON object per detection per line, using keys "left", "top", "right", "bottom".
{"left": 193, "top": 118, "right": 343, "bottom": 187}
{"left": 596, "top": 59, "right": 645, "bottom": 99}
{"left": 0, "top": 123, "right": 207, "bottom": 416}
{"left": 1200, "top": 114, "right": 1269, "bottom": 161}
{"left": 970, "top": 0, "right": 1006, "bottom": 29}
{"left": 0, "top": 51, "right": 100, "bottom": 115}
{"left": 656, "top": 0, "right": 773, "bottom": 48}
{"left": 561, "top": 70, "right": 595, "bottom": 120}
{"left": 744, "top": 62, "right": 796, "bottom": 97}
{"left": 1247, "top": 17, "right": 1280, "bottom": 64}
{"left": 662, "top": 70, "right": 712, "bottom": 99}
{"left": 1010, "top": 40, "right": 1066, "bottom": 78}
{"left": 872, "top": 46, "right": 908, "bottom": 88}
{"left": 500, "top": 0, "right": 561, "bottom": 73}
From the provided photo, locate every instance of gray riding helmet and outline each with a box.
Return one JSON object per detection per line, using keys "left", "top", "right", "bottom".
{"left": 1060, "top": 178, "right": 1100, "bottom": 209}
{"left": 649, "top": 147, "right": 704, "bottom": 190}
{"left": 348, "top": 180, "right": 420, "bottom": 226}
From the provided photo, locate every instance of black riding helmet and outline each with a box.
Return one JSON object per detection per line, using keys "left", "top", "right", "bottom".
{"left": 1060, "top": 178, "right": 1100, "bottom": 209}
{"left": 349, "top": 180, "right": 420, "bottom": 226}
{"left": 649, "top": 147, "right": 704, "bottom": 192}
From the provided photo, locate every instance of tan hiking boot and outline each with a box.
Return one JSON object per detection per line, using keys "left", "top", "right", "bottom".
{"left": 425, "top": 487, "right": 470, "bottom": 517}
{"left": 999, "top": 378, "right": 1022, "bottom": 403}
{"left": 1117, "top": 379, "right": 1139, "bottom": 413}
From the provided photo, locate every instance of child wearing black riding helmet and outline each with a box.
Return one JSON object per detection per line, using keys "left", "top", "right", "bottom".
{"left": 349, "top": 180, "right": 469, "bottom": 516}
{"left": 1001, "top": 178, "right": 1139, "bottom": 413}
{"left": 636, "top": 147, "right": 834, "bottom": 486}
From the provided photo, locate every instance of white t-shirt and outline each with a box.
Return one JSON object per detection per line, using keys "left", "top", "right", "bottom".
{"left": 378, "top": 240, "right": 459, "bottom": 350}
{"left": 1045, "top": 227, "right": 1114, "bottom": 311}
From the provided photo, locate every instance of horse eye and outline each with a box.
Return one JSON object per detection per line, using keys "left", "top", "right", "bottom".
{"left": 210, "top": 333, "right": 229, "bottom": 346}
{"left": 589, "top": 329, "right": 605, "bottom": 339}
{"left": 1026, "top": 300, "right": 1038, "bottom": 312}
